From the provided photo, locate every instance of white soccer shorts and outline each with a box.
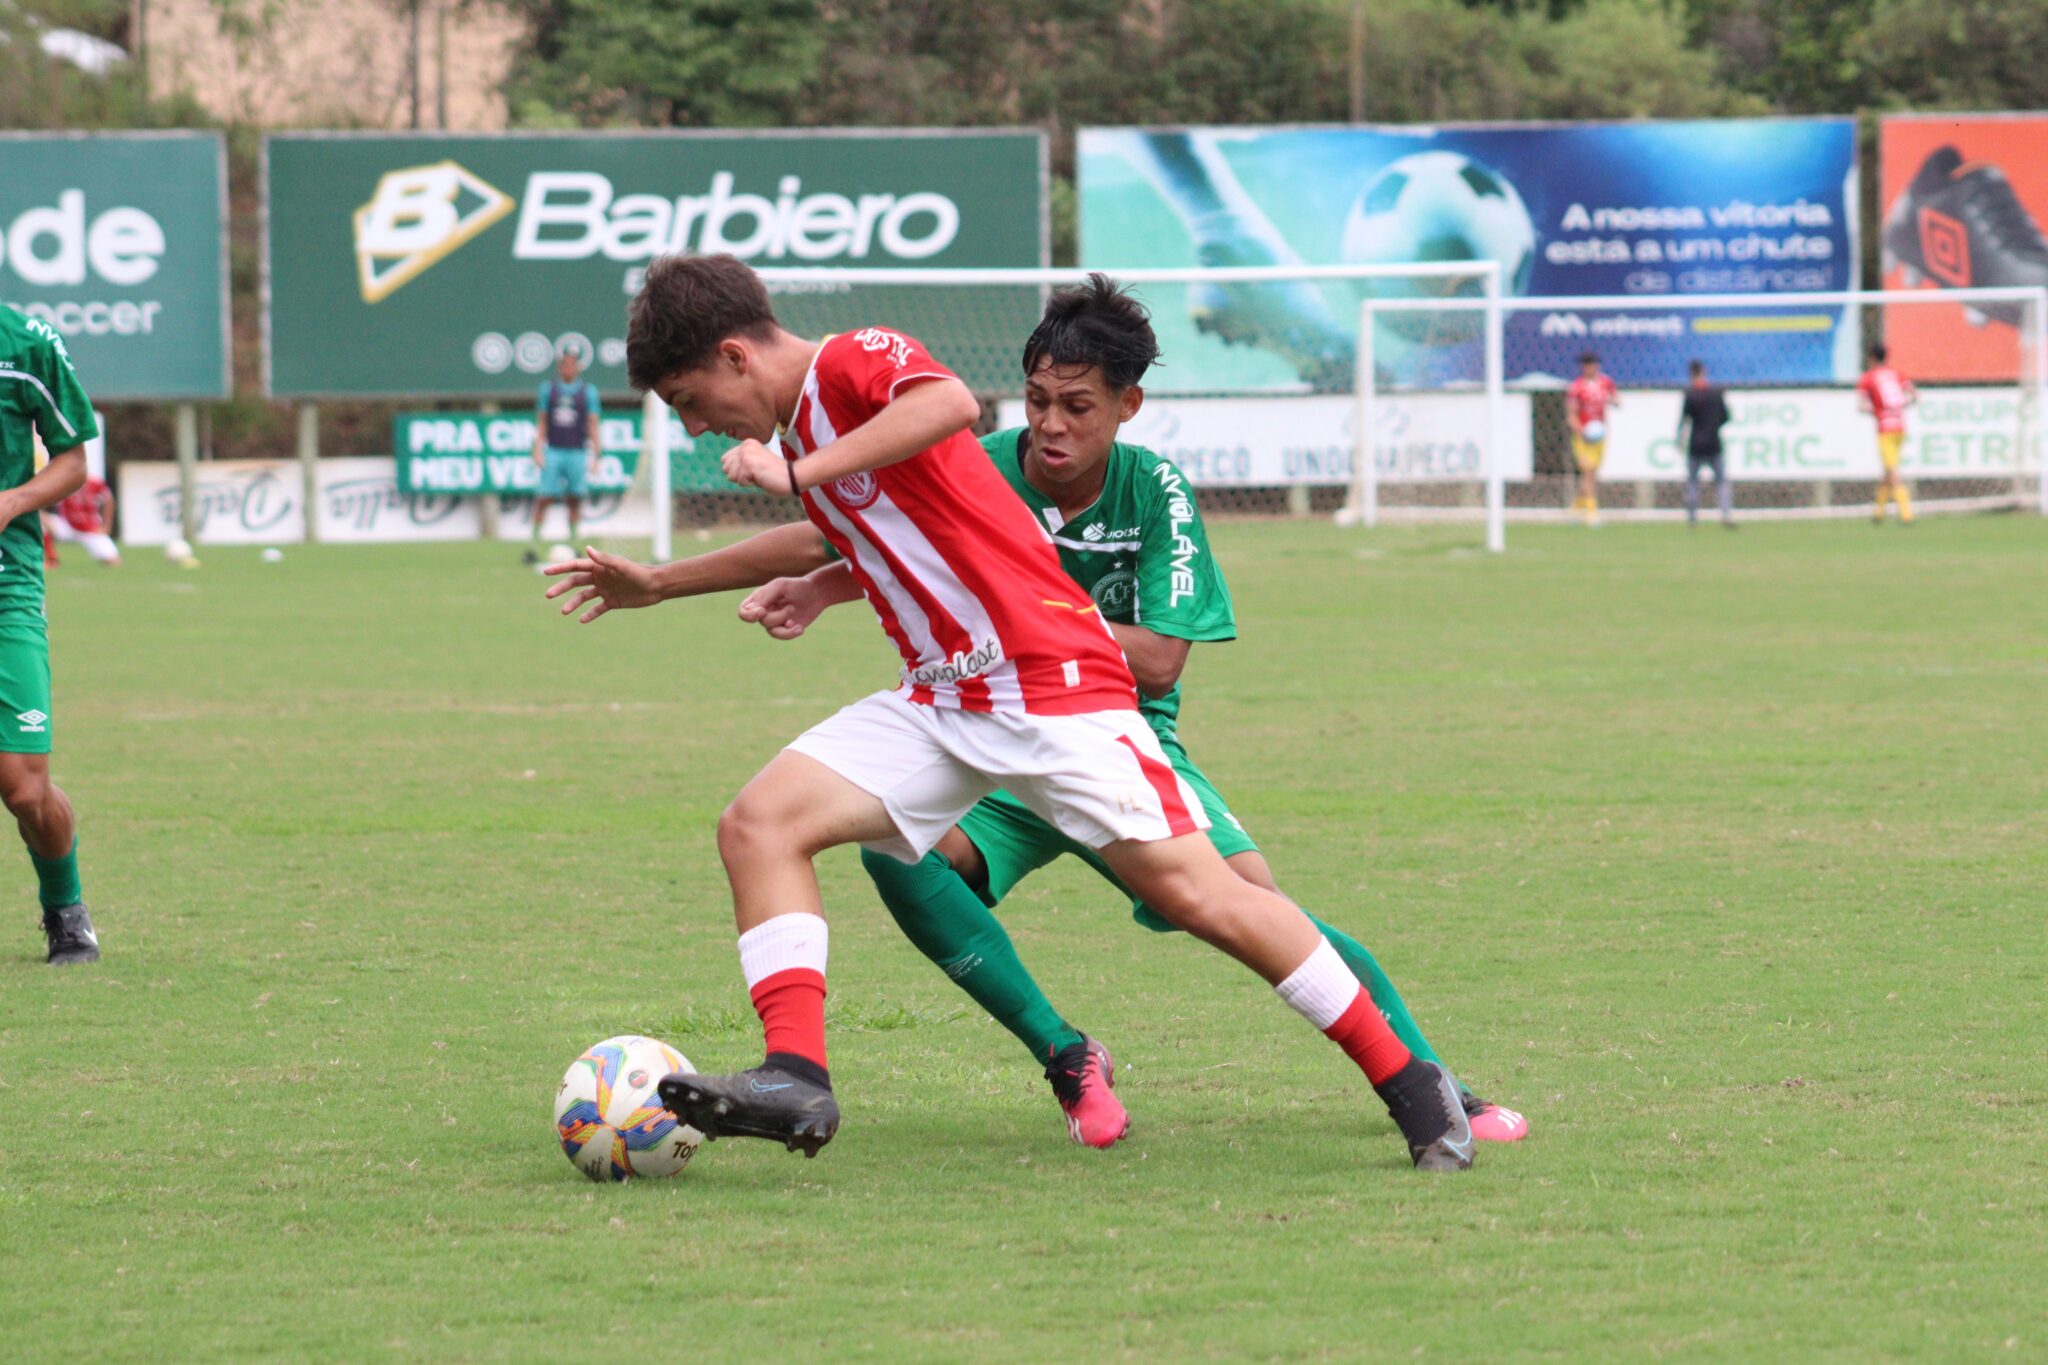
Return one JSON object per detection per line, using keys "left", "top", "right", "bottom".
{"left": 785, "top": 689, "right": 1209, "bottom": 864}
{"left": 48, "top": 521, "right": 119, "bottom": 562}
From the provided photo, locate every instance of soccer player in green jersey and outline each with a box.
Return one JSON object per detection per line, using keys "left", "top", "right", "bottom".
{"left": 549, "top": 276, "right": 1527, "bottom": 1150}
{"left": 0, "top": 306, "right": 100, "bottom": 964}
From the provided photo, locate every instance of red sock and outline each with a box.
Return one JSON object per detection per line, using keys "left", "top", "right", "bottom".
{"left": 750, "top": 968, "right": 827, "bottom": 1071}
{"left": 1324, "top": 988, "right": 1412, "bottom": 1086}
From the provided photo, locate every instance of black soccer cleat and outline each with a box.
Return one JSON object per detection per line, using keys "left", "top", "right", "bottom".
{"left": 1883, "top": 146, "right": 2048, "bottom": 327}
{"left": 42, "top": 902, "right": 99, "bottom": 965}
{"left": 657, "top": 1060, "right": 840, "bottom": 1158}
{"left": 1375, "top": 1058, "right": 1475, "bottom": 1171}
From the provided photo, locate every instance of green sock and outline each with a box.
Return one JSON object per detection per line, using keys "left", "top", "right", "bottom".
{"left": 31, "top": 837, "right": 81, "bottom": 910}
{"left": 861, "top": 848, "right": 1083, "bottom": 1062}
{"left": 1308, "top": 914, "right": 1444, "bottom": 1071}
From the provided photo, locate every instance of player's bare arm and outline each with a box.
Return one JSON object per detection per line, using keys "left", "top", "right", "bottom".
{"left": 0, "top": 447, "right": 86, "bottom": 529}
{"left": 738, "top": 561, "right": 863, "bottom": 641}
{"left": 544, "top": 521, "right": 831, "bottom": 623}
{"left": 1106, "top": 621, "right": 1193, "bottom": 699}
{"left": 721, "top": 377, "right": 980, "bottom": 495}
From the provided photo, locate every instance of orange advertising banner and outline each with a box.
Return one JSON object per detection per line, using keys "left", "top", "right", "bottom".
{"left": 1880, "top": 113, "right": 2048, "bottom": 382}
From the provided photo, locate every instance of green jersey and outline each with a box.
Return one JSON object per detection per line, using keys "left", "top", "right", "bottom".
{"left": 980, "top": 428, "right": 1234, "bottom": 736}
{"left": 0, "top": 307, "right": 99, "bottom": 615}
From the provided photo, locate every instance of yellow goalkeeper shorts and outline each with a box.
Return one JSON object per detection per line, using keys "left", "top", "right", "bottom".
{"left": 1572, "top": 433, "right": 1605, "bottom": 470}
{"left": 1878, "top": 432, "right": 1903, "bottom": 471}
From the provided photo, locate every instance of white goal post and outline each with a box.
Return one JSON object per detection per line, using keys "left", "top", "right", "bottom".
{"left": 641, "top": 261, "right": 1512, "bottom": 547}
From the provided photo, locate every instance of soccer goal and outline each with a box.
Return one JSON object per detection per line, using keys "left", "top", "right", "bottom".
{"left": 1356, "top": 286, "right": 2048, "bottom": 528}
{"left": 639, "top": 262, "right": 1511, "bottom": 560}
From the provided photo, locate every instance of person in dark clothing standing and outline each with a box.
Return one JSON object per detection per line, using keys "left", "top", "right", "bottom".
{"left": 1676, "top": 360, "right": 1734, "bottom": 529}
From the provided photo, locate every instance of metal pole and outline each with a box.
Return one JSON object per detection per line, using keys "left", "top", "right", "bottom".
{"left": 1349, "top": 0, "right": 1366, "bottom": 124}
{"left": 1484, "top": 267, "right": 1506, "bottom": 554}
{"left": 2034, "top": 288, "right": 2048, "bottom": 516}
{"left": 644, "top": 390, "right": 672, "bottom": 562}
{"left": 477, "top": 401, "right": 500, "bottom": 541}
{"left": 1348, "top": 297, "right": 1378, "bottom": 529}
{"left": 297, "top": 404, "right": 319, "bottom": 544}
{"left": 175, "top": 403, "right": 198, "bottom": 545}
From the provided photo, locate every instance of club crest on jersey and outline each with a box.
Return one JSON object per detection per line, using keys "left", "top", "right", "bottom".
{"left": 831, "top": 470, "right": 881, "bottom": 510}
{"left": 1090, "top": 570, "right": 1136, "bottom": 618}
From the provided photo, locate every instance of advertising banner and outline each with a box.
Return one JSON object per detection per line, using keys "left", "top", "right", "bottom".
{"left": 1879, "top": 113, "right": 2048, "bottom": 382}
{"left": 1596, "top": 387, "right": 2037, "bottom": 481}
{"left": 995, "top": 394, "right": 1532, "bottom": 485}
{"left": 117, "top": 458, "right": 661, "bottom": 545}
{"left": 394, "top": 411, "right": 742, "bottom": 495}
{"left": 266, "top": 131, "right": 1047, "bottom": 398}
{"left": 0, "top": 132, "right": 230, "bottom": 399}
{"left": 1080, "top": 121, "right": 1859, "bottom": 392}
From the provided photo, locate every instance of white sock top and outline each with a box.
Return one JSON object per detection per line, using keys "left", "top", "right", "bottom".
{"left": 737, "top": 912, "right": 830, "bottom": 989}
{"left": 1273, "top": 937, "right": 1362, "bottom": 1031}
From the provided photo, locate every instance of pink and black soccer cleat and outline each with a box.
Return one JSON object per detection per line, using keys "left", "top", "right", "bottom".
{"left": 1044, "top": 1035, "right": 1130, "bottom": 1148}
{"left": 1463, "top": 1092, "right": 1531, "bottom": 1143}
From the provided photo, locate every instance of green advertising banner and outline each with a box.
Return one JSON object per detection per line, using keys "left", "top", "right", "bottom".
{"left": 394, "top": 411, "right": 742, "bottom": 494}
{"left": 268, "top": 131, "right": 1047, "bottom": 398}
{"left": 0, "top": 132, "right": 230, "bottom": 399}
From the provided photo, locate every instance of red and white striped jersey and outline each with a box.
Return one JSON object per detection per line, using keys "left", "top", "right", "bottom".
{"left": 783, "top": 327, "right": 1136, "bottom": 717}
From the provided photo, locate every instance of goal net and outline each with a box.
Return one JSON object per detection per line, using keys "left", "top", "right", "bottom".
{"left": 1357, "top": 287, "right": 2047, "bottom": 527}
{"left": 639, "top": 263, "right": 1510, "bottom": 558}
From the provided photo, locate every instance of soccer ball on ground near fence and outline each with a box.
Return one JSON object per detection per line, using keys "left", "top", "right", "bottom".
{"left": 1342, "top": 150, "right": 1537, "bottom": 341}
{"left": 554, "top": 1035, "right": 703, "bottom": 1181}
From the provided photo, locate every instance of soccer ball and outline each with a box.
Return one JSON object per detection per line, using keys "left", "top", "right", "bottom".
{"left": 164, "top": 536, "right": 200, "bottom": 568}
{"left": 553, "top": 1035, "right": 703, "bottom": 1182}
{"left": 546, "top": 543, "right": 576, "bottom": 565}
{"left": 1341, "top": 150, "right": 1537, "bottom": 340}
{"left": 1582, "top": 420, "right": 1607, "bottom": 444}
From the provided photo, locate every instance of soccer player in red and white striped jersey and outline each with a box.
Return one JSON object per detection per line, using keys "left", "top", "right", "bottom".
{"left": 570, "top": 255, "right": 1475, "bottom": 1170}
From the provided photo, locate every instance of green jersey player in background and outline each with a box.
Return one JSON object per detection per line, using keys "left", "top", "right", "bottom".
{"left": 0, "top": 306, "right": 100, "bottom": 964}
{"left": 738, "top": 277, "right": 1528, "bottom": 1148}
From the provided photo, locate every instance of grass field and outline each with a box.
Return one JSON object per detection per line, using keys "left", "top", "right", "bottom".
{"left": 4, "top": 517, "right": 2044, "bottom": 1359}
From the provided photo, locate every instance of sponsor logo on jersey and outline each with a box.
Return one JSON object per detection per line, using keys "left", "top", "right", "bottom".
{"left": 353, "top": 162, "right": 515, "bottom": 304}
{"left": 906, "top": 636, "right": 1004, "bottom": 688}
{"left": 16, "top": 709, "right": 47, "bottom": 733}
{"left": 1082, "top": 522, "right": 1106, "bottom": 541}
{"left": 852, "top": 327, "right": 915, "bottom": 368}
{"left": 831, "top": 470, "right": 880, "bottom": 510}
{"left": 1150, "top": 461, "right": 1200, "bottom": 607}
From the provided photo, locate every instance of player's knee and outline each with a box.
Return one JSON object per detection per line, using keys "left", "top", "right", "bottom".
{"left": 0, "top": 768, "right": 49, "bottom": 816}
{"left": 1133, "top": 868, "right": 1220, "bottom": 937}
{"left": 715, "top": 793, "right": 777, "bottom": 869}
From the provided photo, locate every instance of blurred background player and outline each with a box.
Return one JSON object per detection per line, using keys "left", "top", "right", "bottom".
{"left": 0, "top": 304, "right": 101, "bottom": 964}
{"left": 41, "top": 434, "right": 121, "bottom": 568}
{"left": 1676, "top": 359, "right": 1735, "bottom": 530}
{"left": 1566, "top": 351, "right": 1618, "bottom": 524}
{"left": 1857, "top": 343, "right": 1916, "bottom": 524}
{"left": 524, "top": 341, "right": 602, "bottom": 564}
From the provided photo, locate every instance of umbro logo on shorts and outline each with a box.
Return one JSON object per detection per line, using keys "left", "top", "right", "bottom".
{"left": 16, "top": 709, "right": 47, "bottom": 733}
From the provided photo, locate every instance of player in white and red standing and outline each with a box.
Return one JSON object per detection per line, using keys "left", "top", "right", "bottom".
{"left": 1565, "top": 351, "right": 1619, "bottom": 524}
{"left": 1857, "top": 343, "right": 1917, "bottom": 524}
{"left": 577, "top": 254, "right": 1475, "bottom": 1170}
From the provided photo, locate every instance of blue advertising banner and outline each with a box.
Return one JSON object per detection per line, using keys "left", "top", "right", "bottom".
{"left": 1080, "top": 121, "right": 1860, "bottom": 390}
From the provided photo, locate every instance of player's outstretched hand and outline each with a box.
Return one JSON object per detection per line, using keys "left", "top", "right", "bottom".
{"left": 738, "top": 575, "right": 827, "bottom": 641}
{"left": 543, "top": 546, "right": 660, "bottom": 623}
{"left": 721, "top": 439, "right": 792, "bottom": 494}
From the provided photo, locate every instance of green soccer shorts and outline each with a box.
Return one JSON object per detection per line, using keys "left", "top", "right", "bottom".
{"left": 955, "top": 731, "right": 1258, "bottom": 932}
{"left": 0, "top": 619, "right": 52, "bottom": 755}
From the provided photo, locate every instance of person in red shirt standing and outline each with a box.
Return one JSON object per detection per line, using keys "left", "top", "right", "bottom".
{"left": 1856, "top": 343, "right": 1917, "bottom": 524}
{"left": 544, "top": 255, "right": 1476, "bottom": 1172}
{"left": 1564, "top": 351, "right": 1619, "bottom": 525}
